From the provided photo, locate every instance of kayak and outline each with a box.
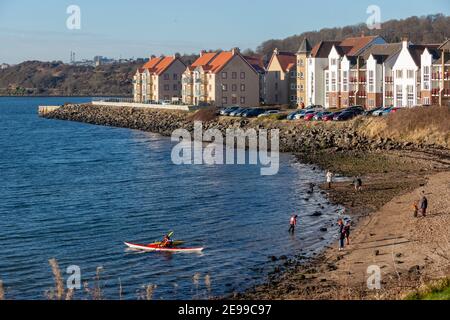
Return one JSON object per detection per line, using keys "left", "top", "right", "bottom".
{"left": 124, "top": 242, "right": 204, "bottom": 253}
{"left": 149, "top": 240, "right": 185, "bottom": 247}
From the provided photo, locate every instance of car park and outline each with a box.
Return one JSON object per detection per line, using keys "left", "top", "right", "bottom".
{"left": 314, "top": 111, "right": 333, "bottom": 121}
{"left": 242, "top": 108, "right": 266, "bottom": 118}
{"left": 258, "top": 110, "right": 280, "bottom": 118}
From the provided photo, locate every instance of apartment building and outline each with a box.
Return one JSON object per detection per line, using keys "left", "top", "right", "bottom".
{"left": 265, "top": 49, "right": 297, "bottom": 106}
{"left": 182, "top": 48, "right": 259, "bottom": 107}
{"left": 296, "top": 38, "right": 312, "bottom": 107}
{"left": 133, "top": 55, "right": 186, "bottom": 103}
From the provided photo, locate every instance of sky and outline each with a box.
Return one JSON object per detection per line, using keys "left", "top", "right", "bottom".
{"left": 0, "top": 0, "right": 449, "bottom": 64}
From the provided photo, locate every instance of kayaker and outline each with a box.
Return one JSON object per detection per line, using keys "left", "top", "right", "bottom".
{"left": 160, "top": 234, "right": 173, "bottom": 248}
{"left": 289, "top": 215, "right": 298, "bottom": 233}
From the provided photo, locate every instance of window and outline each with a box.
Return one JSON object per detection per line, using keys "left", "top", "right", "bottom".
{"left": 222, "top": 96, "right": 228, "bottom": 104}
{"left": 325, "top": 72, "right": 329, "bottom": 93}
{"left": 396, "top": 85, "right": 403, "bottom": 107}
{"left": 424, "top": 97, "right": 430, "bottom": 105}
{"left": 222, "top": 84, "right": 228, "bottom": 92}
{"left": 368, "top": 70, "right": 374, "bottom": 93}
{"left": 407, "top": 85, "right": 414, "bottom": 107}
{"left": 423, "top": 66, "right": 430, "bottom": 90}
{"left": 275, "top": 72, "right": 279, "bottom": 80}
{"left": 331, "top": 72, "right": 336, "bottom": 92}
{"left": 275, "top": 94, "right": 278, "bottom": 103}
{"left": 407, "top": 70, "right": 414, "bottom": 79}
{"left": 300, "top": 84, "right": 304, "bottom": 92}
{"left": 240, "top": 72, "right": 245, "bottom": 79}
{"left": 164, "top": 84, "right": 170, "bottom": 91}
{"left": 240, "top": 84, "right": 245, "bottom": 92}
{"left": 396, "top": 70, "right": 403, "bottom": 79}
{"left": 331, "top": 59, "right": 337, "bottom": 66}
{"left": 232, "top": 72, "right": 237, "bottom": 79}
{"left": 290, "top": 95, "right": 297, "bottom": 102}
{"left": 342, "top": 71, "right": 348, "bottom": 92}
{"left": 173, "top": 74, "right": 178, "bottom": 80}
{"left": 173, "top": 84, "right": 177, "bottom": 91}
{"left": 291, "top": 83, "right": 296, "bottom": 90}
{"left": 222, "top": 72, "right": 227, "bottom": 79}
{"left": 232, "top": 84, "right": 237, "bottom": 92}
{"left": 164, "top": 74, "right": 170, "bottom": 80}
{"left": 232, "top": 96, "right": 237, "bottom": 104}
{"left": 240, "top": 96, "right": 245, "bottom": 104}
{"left": 290, "top": 71, "right": 296, "bottom": 78}
{"left": 275, "top": 83, "right": 278, "bottom": 90}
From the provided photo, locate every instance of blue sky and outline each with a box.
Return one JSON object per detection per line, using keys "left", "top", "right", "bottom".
{"left": 0, "top": 0, "right": 449, "bottom": 64}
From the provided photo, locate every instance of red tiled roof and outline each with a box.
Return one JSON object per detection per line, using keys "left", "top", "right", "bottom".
{"left": 274, "top": 52, "right": 296, "bottom": 72}
{"left": 153, "top": 56, "right": 176, "bottom": 75}
{"left": 142, "top": 57, "right": 163, "bottom": 71}
{"left": 339, "top": 36, "right": 379, "bottom": 56}
{"left": 191, "top": 52, "right": 218, "bottom": 68}
{"left": 208, "top": 51, "right": 234, "bottom": 73}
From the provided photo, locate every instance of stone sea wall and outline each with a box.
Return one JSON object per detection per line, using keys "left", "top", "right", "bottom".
{"left": 42, "top": 104, "right": 436, "bottom": 153}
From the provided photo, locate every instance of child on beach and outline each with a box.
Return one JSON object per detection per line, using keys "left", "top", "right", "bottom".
{"left": 412, "top": 200, "right": 419, "bottom": 218}
{"left": 344, "top": 221, "right": 351, "bottom": 245}
{"left": 338, "top": 218, "right": 345, "bottom": 251}
{"left": 326, "top": 171, "right": 334, "bottom": 189}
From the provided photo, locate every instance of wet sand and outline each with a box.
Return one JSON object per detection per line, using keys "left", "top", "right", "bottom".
{"left": 238, "top": 149, "right": 450, "bottom": 300}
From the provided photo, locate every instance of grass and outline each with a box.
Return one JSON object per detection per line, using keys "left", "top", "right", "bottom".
{"left": 360, "top": 106, "right": 450, "bottom": 148}
{"left": 405, "top": 277, "right": 450, "bottom": 300}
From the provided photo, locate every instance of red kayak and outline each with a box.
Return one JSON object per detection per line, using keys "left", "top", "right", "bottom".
{"left": 124, "top": 242, "right": 204, "bottom": 253}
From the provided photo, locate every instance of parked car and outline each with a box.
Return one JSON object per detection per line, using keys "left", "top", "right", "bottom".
{"left": 229, "top": 108, "right": 246, "bottom": 116}
{"left": 364, "top": 106, "right": 383, "bottom": 116}
{"left": 294, "top": 109, "right": 316, "bottom": 120}
{"left": 258, "top": 110, "right": 280, "bottom": 118}
{"left": 304, "top": 112, "right": 317, "bottom": 121}
{"left": 287, "top": 110, "right": 304, "bottom": 120}
{"left": 322, "top": 112, "right": 340, "bottom": 121}
{"left": 390, "top": 107, "right": 401, "bottom": 114}
{"left": 234, "top": 108, "right": 252, "bottom": 117}
{"left": 243, "top": 108, "right": 266, "bottom": 118}
{"left": 333, "top": 111, "right": 359, "bottom": 121}
{"left": 161, "top": 100, "right": 172, "bottom": 105}
{"left": 314, "top": 111, "right": 333, "bottom": 121}
{"left": 220, "top": 106, "right": 239, "bottom": 116}
{"left": 372, "top": 107, "right": 393, "bottom": 116}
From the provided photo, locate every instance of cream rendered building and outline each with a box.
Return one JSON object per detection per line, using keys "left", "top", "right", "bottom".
{"left": 133, "top": 55, "right": 186, "bottom": 103}
{"left": 182, "top": 48, "right": 259, "bottom": 107}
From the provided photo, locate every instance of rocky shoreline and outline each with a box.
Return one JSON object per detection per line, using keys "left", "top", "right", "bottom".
{"left": 41, "top": 103, "right": 450, "bottom": 300}
{"left": 41, "top": 104, "right": 445, "bottom": 153}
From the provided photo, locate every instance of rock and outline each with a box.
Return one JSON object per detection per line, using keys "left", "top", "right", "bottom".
{"left": 279, "top": 255, "right": 288, "bottom": 260}
{"left": 270, "top": 256, "right": 278, "bottom": 262}
{"left": 395, "top": 253, "right": 402, "bottom": 258}
{"left": 311, "top": 211, "right": 322, "bottom": 217}
{"left": 374, "top": 250, "right": 380, "bottom": 256}
{"left": 320, "top": 227, "right": 328, "bottom": 232}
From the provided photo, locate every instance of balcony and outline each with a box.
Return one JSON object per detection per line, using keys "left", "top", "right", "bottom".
{"left": 432, "top": 73, "right": 441, "bottom": 80}
{"left": 358, "top": 91, "right": 366, "bottom": 98}
{"left": 350, "top": 77, "right": 358, "bottom": 83}
{"left": 385, "top": 77, "right": 393, "bottom": 83}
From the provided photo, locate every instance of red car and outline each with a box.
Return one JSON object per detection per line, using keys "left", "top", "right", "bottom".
{"left": 322, "top": 112, "right": 340, "bottom": 121}
{"left": 304, "top": 113, "right": 316, "bottom": 121}
{"left": 390, "top": 107, "right": 401, "bottom": 113}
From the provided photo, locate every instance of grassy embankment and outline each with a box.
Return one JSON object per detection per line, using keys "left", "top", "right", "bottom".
{"left": 405, "top": 278, "right": 450, "bottom": 300}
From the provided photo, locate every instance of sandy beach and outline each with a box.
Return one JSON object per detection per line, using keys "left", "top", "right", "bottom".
{"left": 240, "top": 149, "right": 450, "bottom": 300}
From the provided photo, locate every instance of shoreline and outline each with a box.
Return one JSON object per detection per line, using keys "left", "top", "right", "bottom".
{"left": 237, "top": 150, "right": 450, "bottom": 300}
{"left": 40, "top": 103, "right": 450, "bottom": 300}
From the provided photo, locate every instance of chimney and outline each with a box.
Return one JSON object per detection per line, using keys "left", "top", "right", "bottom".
{"left": 150, "top": 55, "right": 156, "bottom": 59}
{"left": 401, "top": 36, "right": 409, "bottom": 49}
{"left": 200, "top": 50, "right": 206, "bottom": 57}
{"left": 231, "top": 47, "right": 240, "bottom": 55}
{"left": 274, "top": 48, "right": 279, "bottom": 55}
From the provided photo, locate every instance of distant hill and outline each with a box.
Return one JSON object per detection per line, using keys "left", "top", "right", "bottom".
{"left": 256, "top": 14, "right": 450, "bottom": 60}
{"left": 1, "top": 14, "right": 448, "bottom": 96}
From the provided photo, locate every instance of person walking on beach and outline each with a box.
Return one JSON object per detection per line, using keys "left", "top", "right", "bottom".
{"left": 338, "top": 218, "right": 345, "bottom": 251}
{"left": 353, "top": 176, "right": 363, "bottom": 192}
{"left": 412, "top": 200, "right": 419, "bottom": 218}
{"left": 420, "top": 193, "right": 428, "bottom": 217}
{"left": 326, "top": 170, "right": 334, "bottom": 189}
{"left": 344, "top": 221, "right": 351, "bottom": 246}
{"left": 289, "top": 215, "right": 298, "bottom": 233}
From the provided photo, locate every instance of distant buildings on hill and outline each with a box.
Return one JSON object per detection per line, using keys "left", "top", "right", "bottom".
{"left": 69, "top": 51, "right": 148, "bottom": 67}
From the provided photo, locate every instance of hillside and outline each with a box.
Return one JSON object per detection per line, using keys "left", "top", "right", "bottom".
{"left": 256, "top": 14, "right": 450, "bottom": 59}
{"left": 1, "top": 14, "right": 449, "bottom": 96}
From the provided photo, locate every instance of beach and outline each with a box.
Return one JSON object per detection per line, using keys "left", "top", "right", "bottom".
{"left": 239, "top": 149, "right": 450, "bottom": 299}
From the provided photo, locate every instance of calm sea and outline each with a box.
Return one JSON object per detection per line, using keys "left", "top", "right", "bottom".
{"left": 0, "top": 97, "right": 341, "bottom": 300}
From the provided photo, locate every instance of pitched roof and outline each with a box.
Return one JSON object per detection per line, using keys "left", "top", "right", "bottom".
{"left": 339, "top": 36, "right": 380, "bottom": 56}
{"left": 207, "top": 51, "right": 234, "bottom": 73}
{"left": 297, "top": 38, "right": 312, "bottom": 53}
{"left": 311, "top": 41, "right": 341, "bottom": 58}
{"left": 361, "top": 43, "right": 402, "bottom": 60}
{"left": 244, "top": 55, "right": 266, "bottom": 73}
{"left": 311, "top": 36, "right": 381, "bottom": 59}
{"left": 408, "top": 44, "right": 440, "bottom": 66}
{"left": 153, "top": 56, "right": 177, "bottom": 75}
{"left": 190, "top": 52, "right": 218, "bottom": 69}
{"left": 142, "top": 57, "right": 163, "bottom": 71}
{"left": 271, "top": 51, "right": 296, "bottom": 72}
